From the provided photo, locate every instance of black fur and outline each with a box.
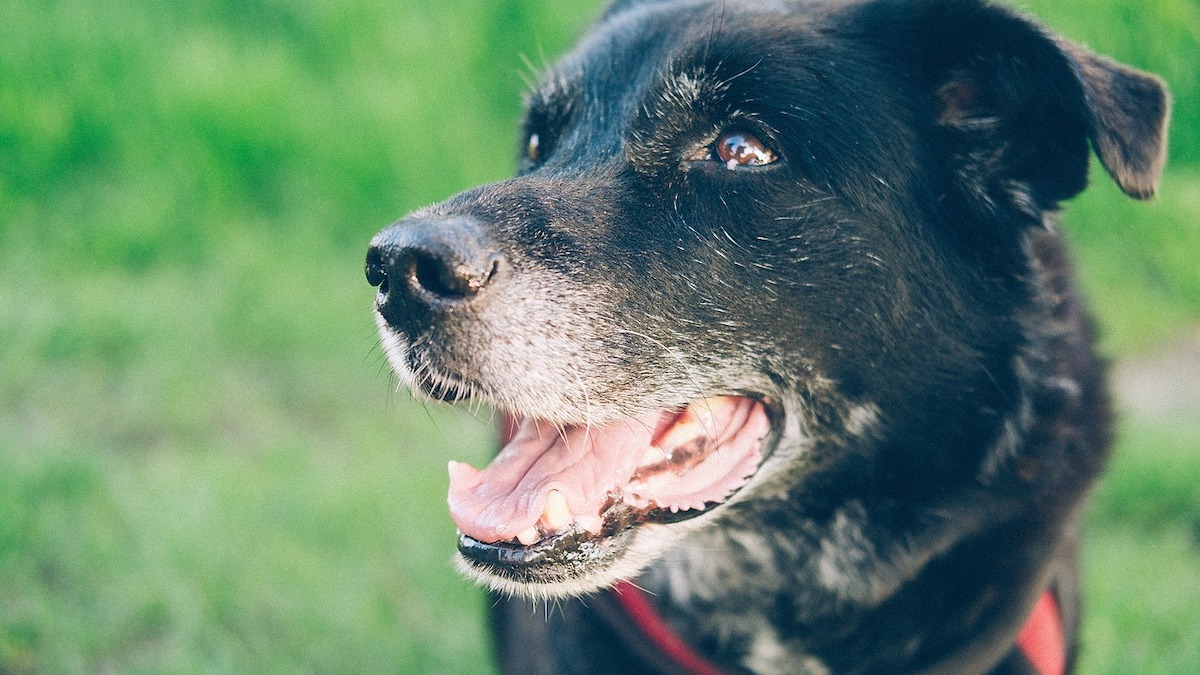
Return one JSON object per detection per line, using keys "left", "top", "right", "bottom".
{"left": 365, "top": 0, "right": 1169, "bottom": 672}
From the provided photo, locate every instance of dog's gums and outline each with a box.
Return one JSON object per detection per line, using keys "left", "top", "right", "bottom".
{"left": 447, "top": 396, "right": 771, "bottom": 547}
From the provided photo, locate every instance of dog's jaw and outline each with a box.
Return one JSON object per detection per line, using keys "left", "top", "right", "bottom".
{"left": 448, "top": 397, "right": 783, "bottom": 598}
{"left": 453, "top": 524, "right": 661, "bottom": 600}
{"left": 449, "top": 398, "right": 769, "bottom": 542}
{"left": 453, "top": 474, "right": 790, "bottom": 601}
{"left": 487, "top": 390, "right": 890, "bottom": 611}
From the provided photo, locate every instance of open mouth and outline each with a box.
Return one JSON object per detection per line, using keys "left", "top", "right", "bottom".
{"left": 449, "top": 396, "right": 776, "bottom": 584}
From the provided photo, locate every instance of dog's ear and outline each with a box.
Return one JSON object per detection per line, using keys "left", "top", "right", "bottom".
{"left": 865, "top": 0, "right": 1170, "bottom": 207}
{"left": 1052, "top": 38, "right": 1172, "bottom": 199}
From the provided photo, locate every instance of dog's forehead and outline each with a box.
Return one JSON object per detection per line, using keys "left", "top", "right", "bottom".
{"left": 529, "top": 0, "right": 821, "bottom": 119}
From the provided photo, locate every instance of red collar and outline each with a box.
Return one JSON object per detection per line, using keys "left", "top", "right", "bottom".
{"left": 1015, "top": 589, "right": 1067, "bottom": 675}
{"left": 609, "top": 581, "right": 1065, "bottom": 675}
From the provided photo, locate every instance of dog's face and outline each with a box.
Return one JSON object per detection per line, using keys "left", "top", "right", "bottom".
{"left": 367, "top": 0, "right": 1167, "bottom": 598}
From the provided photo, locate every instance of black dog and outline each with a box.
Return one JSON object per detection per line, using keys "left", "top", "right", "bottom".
{"left": 365, "top": 0, "right": 1169, "bottom": 672}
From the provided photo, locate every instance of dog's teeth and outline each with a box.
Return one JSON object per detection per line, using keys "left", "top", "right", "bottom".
{"left": 655, "top": 397, "right": 728, "bottom": 450}
{"left": 689, "top": 397, "right": 727, "bottom": 426}
{"left": 654, "top": 418, "right": 704, "bottom": 451}
{"left": 540, "top": 489, "right": 572, "bottom": 532}
{"left": 639, "top": 446, "right": 669, "bottom": 466}
{"left": 516, "top": 527, "right": 540, "bottom": 546}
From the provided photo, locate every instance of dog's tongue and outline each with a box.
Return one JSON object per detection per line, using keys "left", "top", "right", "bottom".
{"left": 447, "top": 397, "right": 770, "bottom": 544}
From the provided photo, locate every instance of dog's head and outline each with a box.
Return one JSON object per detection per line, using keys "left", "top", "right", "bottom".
{"left": 366, "top": 0, "right": 1168, "bottom": 598}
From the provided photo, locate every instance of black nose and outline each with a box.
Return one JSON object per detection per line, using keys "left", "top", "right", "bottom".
{"left": 366, "top": 215, "right": 505, "bottom": 314}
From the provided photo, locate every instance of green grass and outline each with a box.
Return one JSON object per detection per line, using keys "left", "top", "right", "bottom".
{"left": 1081, "top": 420, "right": 1200, "bottom": 674}
{"left": 1, "top": 0, "right": 1197, "bottom": 672}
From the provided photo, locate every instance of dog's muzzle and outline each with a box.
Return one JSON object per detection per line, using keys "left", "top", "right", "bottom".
{"left": 365, "top": 214, "right": 779, "bottom": 591}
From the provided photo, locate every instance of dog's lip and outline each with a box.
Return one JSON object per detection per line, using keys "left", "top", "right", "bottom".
{"left": 451, "top": 395, "right": 782, "bottom": 573}
{"left": 455, "top": 491, "right": 730, "bottom": 565}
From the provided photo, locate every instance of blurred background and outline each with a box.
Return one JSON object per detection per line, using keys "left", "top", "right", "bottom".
{"left": 0, "top": 0, "right": 1196, "bottom": 672}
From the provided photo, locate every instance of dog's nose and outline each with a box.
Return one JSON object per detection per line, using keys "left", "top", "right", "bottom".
{"left": 366, "top": 216, "right": 505, "bottom": 312}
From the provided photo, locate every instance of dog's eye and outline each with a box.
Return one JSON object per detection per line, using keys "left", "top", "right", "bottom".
{"left": 527, "top": 133, "right": 541, "bottom": 163}
{"left": 715, "top": 131, "right": 777, "bottom": 168}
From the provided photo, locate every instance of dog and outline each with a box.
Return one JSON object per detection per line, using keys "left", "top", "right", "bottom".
{"left": 365, "top": 0, "right": 1170, "bottom": 672}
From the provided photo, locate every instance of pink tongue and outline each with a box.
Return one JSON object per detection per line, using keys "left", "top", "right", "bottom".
{"left": 447, "top": 411, "right": 674, "bottom": 543}
{"left": 447, "top": 398, "right": 771, "bottom": 544}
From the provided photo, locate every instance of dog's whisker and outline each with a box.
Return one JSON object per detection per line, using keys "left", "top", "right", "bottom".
{"left": 568, "top": 365, "right": 595, "bottom": 453}
{"left": 622, "top": 578, "right": 656, "bottom": 597}
{"left": 553, "top": 420, "right": 570, "bottom": 449}
{"left": 517, "top": 52, "right": 540, "bottom": 88}
{"left": 716, "top": 55, "right": 763, "bottom": 89}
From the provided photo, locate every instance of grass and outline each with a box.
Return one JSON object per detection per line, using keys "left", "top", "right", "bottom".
{"left": 1081, "top": 420, "right": 1200, "bottom": 674}
{"left": 1, "top": 0, "right": 1197, "bottom": 672}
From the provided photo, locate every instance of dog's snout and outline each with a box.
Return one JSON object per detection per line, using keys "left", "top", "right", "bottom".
{"left": 366, "top": 216, "right": 504, "bottom": 312}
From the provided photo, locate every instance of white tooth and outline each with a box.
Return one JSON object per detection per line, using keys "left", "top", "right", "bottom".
{"left": 654, "top": 417, "right": 703, "bottom": 451}
{"left": 540, "top": 489, "right": 572, "bottom": 532}
{"left": 639, "top": 446, "right": 669, "bottom": 466}
{"left": 655, "top": 399, "right": 727, "bottom": 450}
{"left": 516, "top": 527, "right": 540, "bottom": 546}
{"left": 690, "top": 396, "right": 727, "bottom": 428}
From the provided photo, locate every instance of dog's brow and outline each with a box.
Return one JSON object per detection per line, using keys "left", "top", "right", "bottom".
{"left": 643, "top": 67, "right": 729, "bottom": 119}
{"left": 662, "top": 70, "right": 712, "bottom": 106}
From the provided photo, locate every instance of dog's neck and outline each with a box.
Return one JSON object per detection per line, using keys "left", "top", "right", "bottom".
{"left": 630, "top": 408, "right": 1081, "bottom": 673}
{"left": 604, "top": 577, "right": 1066, "bottom": 675}
{"left": 630, "top": 497, "right": 1066, "bottom": 674}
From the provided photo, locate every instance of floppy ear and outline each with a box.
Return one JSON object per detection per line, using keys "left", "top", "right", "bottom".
{"left": 867, "top": 0, "right": 1170, "bottom": 209}
{"left": 1055, "top": 38, "right": 1172, "bottom": 199}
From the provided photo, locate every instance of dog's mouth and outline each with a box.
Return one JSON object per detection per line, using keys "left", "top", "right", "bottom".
{"left": 449, "top": 395, "right": 775, "bottom": 586}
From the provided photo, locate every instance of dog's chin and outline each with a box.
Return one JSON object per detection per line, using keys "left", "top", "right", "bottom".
{"left": 452, "top": 500, "right": 742, "bottom": 600}
{"left": 453, "top": 526, "right": 645, "bottom": 599}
